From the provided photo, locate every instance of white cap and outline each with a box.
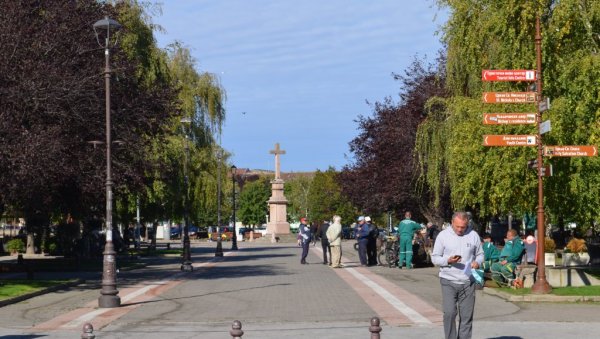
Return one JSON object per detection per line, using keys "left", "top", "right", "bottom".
{"left": 365, "top": 216, "right": 372, "bottom": 222}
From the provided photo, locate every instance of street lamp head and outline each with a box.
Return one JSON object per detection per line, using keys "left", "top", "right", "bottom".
{"left": 231, "top": 164, "right": 237, "bottom": 178}
{"left": 93, "top": 16, "right": 122, "bottom": 49}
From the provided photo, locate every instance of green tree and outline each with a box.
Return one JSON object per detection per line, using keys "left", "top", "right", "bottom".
{"left": 308, "top": 168, "right": 358, "bottom": 226}
{"left": 284, "top": 175, "right": 313, "bottom": 221}
{"left": 429, "top": 0, "right": 600, "bottom": 229}
{"left": 238, "top": 177, "right": 271, "bottom": 226}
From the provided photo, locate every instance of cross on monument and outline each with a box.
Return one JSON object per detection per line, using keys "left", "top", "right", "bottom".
{"left": 269, "top": 142, "right": 286, "bottom": 179}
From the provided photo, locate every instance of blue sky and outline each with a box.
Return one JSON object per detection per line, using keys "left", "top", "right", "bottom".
{"left": 153, "top": 0, "right": 447, "bottom": 172}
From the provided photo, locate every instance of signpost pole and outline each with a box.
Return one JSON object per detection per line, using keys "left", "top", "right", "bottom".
{"left": 531, "top": 15, "right": 552, "bottom": 294}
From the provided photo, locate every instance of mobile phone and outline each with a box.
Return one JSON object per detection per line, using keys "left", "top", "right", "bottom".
{"left": 454, "top": 255, "right": 462, "bottom": 259}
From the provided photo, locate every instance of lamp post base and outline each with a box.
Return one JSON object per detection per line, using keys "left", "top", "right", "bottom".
{"left": 98, "top": 295, "right": 121, "bottom": 308}
{"left": 231, "top": 232, "right": 238, "bottom": 250}
{"left": 181, "top": 261, "right": 193, "bottom": 272}
{"left": 531, "top": 279, "right": 552, "bottom": 294}
{"left": 215, "top": 239, "right": 224, "bottom": 257}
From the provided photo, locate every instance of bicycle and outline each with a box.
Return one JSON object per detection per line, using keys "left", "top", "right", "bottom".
{"left": 378, "top": 234, "right": 399, "bottom": 267}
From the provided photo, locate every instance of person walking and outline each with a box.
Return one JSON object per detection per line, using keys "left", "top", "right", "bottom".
{"left": 365, "top": 216, "right": 378, "bottom": 266}
{"left": 297, "top": 218, "right": 312, "bottom": 264}
{"left": 355, "top": 216, "right": 369, "bottom": 266}
{"left": 327, "top": 215, "right": 343, "bottom": 268}
{"left": 398, "top": 211, "right": 423, "bottom": 269}
{"left": 431, "top": 211, "right": 484, "bottom": 339}
{"left": 319, "top": 220, "right": 331, "bottom": 265}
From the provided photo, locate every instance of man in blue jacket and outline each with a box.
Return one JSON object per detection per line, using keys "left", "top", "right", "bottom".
{"left": 355, "top": 216, "right": 369, "bottom": 266}
{"left": 432, "top": 211, "right": 484, "bottom": 339}
{"left": 297, "top": 218, "right": 312, "bottom": 264}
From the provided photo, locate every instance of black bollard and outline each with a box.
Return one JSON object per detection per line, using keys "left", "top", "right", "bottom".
{"left": 81, "top": 322, "right": 95, "bottom": 339}
{"left": 230, "top": 320, "right": 244, "bottom": 338}
{"left": 369, "top": 317, "right": 382, "bottom": 339}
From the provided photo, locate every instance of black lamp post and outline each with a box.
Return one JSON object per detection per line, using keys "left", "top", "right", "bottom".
{"left": 181, "top": 117, "right": 193, "bottom": 271}
{"left": 215, "top": 149, "right": 224, "bottom": 257}
{"left": 231, "top": 165, "right": 238, "bottom": 250}
{"left": 94, "top": 16, "right": 121, "bottom": 309}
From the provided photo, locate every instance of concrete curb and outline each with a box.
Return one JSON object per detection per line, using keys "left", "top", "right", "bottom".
{"left": 482, "top": 286, "right": 600, "bottom": 302}
{"left": 0, "top": 278, "right": 85, "bottom": 308}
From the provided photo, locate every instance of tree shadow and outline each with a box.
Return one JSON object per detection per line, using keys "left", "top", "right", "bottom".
{"left": 122, "top": 282, "right": 291, "bottom": 307}
{"left": 217, "top": 253, "right": 294, "bottom": 263}
{"left": 0, "top": 335, "right": 47, "bottom": 339}
{"left": 486, "top": 337, "right": 523, "bottom": 339}
{"left": 191, "top": 263, "right": 292, "bottom": 280}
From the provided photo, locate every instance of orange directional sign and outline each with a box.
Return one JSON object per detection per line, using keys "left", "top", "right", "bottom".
{"left": 543, "top": 146, "right": 598, "bottom": 157}
{"left": 483, "top": 135, "right": 537, "bottom": 146}
{"left": 483, "top": 113, "right": 536, "bottom": 125}
{"left": 483, "top": 92, "right": 537, "bottom": 103}
{"left": 482, "top": 70, "right": 536, "bottom": 82}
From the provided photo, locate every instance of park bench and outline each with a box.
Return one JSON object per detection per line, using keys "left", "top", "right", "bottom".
{"left": 244, "top": 231, "right": 262, "bottom": 240}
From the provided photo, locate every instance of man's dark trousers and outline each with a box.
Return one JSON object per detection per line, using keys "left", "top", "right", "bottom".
{"left": 367, "top": 237, "right": 377, "bottom": 265}
{"left": 301, "top": 241, "right": 310, "bottom": 263}
{"left": 321, "top": 240, "right": 331, "bottom": 264}
{"left": 358, "top": 239, "right": 368, "bottom": 265}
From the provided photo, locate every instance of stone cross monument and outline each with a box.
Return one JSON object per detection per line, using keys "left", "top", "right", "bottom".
{"left": 266, "top": 143, "right": 290, "bottom": 238}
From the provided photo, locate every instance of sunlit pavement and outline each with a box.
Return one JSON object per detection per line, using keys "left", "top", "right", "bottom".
{"left": 0, "top": 240, "right": 598, "bottom": 338}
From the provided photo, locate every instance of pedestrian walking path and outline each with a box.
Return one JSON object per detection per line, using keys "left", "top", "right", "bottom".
{"left": 311, "top": 247, "right": 442, "bottom": 327}
{"left": 2, "top": 241, "right": 600, "bottom": 338}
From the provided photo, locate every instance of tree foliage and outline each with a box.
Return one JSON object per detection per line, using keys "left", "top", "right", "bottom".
{"left": 307, "top": 168, "right": 358, "bottom": 225}
{"left": 0, "top": 0, "right": 174, "bottom": 235}
{"left": 238, "top": 177, "right": 271, "bottom": 226}
{"left": 430, "top": 0, "right": 600, "bottom": 228}
{"left": 340, "top": 56, "right": 448, "bottom": 221}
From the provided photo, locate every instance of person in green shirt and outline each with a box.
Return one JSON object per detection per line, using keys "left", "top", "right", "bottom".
{"left": 491, "top": 229, "right": 524, "bottom": 285}
{"left": 397, "top": 211, "right": 423, "bottom": 269}
{"left": 481, "top": 233, "right": 500, "bottom": 272}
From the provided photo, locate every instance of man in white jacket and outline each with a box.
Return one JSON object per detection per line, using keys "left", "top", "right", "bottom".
{"left": 431, "top": 211, "right": 484, "bottom": 339}
{"left": 326, "top": 215, "right": 343, "bottom": 268}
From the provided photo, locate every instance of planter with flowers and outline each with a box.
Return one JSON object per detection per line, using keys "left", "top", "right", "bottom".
{"left": 544, "top": 237, "right": 556, "bottom": 267}
{"left": 563, "top": 238, "right": 590, "bottom": 266}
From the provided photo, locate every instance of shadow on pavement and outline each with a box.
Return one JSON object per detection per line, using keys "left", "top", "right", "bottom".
{"left": 191, "top": 263, "right": 292, "bottom": 280}
{"left": 121, "top": 282, "right": 290, "bottom": 307}
{"left": 0, "top": 336, "right": 47, "bottom": 339}
{"left": 219, "top": 253, "right": 294, "bottom": 263}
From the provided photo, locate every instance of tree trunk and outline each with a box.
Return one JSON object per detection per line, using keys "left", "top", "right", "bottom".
{"left": 26, "top": 233, "right": 35, "bottom": 254}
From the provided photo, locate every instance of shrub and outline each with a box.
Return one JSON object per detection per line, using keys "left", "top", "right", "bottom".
{"left": 544, "top": 238, "right": 556, "bottom": 253}
{"left": 6, "top": 238, "right": 25, "bottom": 254}
{"left": 566, "top": 238, "right": 587, "bottom": 253}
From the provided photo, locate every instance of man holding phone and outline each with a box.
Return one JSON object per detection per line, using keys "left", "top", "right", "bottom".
{"left": 431, "top": 211, "right": 484, "bottom": 339}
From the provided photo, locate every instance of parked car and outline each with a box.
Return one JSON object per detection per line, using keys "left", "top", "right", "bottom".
{"left": 170, "top": 225, "right": 181, "bottom": 239}
{"left": 342, "top": 227, "right": 354, "bottom": 239}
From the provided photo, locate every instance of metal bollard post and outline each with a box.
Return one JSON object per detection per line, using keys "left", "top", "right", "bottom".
{"left": 230, "top": 320, "right": 244, "bottom": 338}
{"left": 369, "top": 317, "right": 382, "bottom": 339}
{"left": 81, "top": 322, "right": 95, "bottom": 339}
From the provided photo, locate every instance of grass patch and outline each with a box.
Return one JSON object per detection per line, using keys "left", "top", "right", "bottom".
{"left": 498, "top": 285, "right": 600, "bottom": 296}
{"left": 0, "top": 279, "right": 73, "bottom": 300}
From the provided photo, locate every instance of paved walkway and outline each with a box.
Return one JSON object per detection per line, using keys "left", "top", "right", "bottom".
{"left": 1, "top": 240, "right": 599, "bottom": 338}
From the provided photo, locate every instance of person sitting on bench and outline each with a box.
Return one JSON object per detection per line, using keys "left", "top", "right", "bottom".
{"left": 481, "top": 233, "right": 500, "bottom": 273}
{"left": 491, "top": 229, "right": 524, "bottom": 286}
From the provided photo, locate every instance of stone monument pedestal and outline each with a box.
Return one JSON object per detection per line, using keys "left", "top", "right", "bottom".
{"left": 266, "top": 179, "right": 290, "bottom": 238}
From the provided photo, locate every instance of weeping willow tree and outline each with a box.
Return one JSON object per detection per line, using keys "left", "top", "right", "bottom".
{"left": 414, "top": 97, "right": 452, "bottom": 224}
{"left": 426, "top": 0, "right": 600, "bottom": 229}
{"left": 140, "top": 41, "right": 227, "bottom": 226}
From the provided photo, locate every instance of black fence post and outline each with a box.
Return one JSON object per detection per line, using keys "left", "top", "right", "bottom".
{"left": 230, "top": 320, "right": 244, "bottom": 338}
{"left": 369, "top": 317, "right": 382, "bottom": 338}
{"left": 81, "top": 323, "right": 95, "bottom": 339}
